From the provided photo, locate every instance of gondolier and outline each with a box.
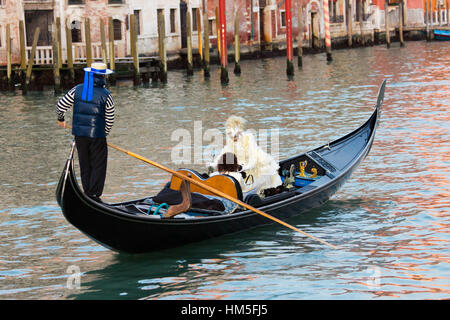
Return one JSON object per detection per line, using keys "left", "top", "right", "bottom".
{"left": 56, "top": 62, "right": 115, "bottom": 202}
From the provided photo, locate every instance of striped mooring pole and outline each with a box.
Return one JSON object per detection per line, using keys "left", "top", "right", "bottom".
{"left": 219, "top": 0, "right": 229, "bottom": 84}
{"left": 286, "top": 0, "right": 294, "bottom": 76}
{"left": 323, "top": 0, "right": 332, "bottom": 61}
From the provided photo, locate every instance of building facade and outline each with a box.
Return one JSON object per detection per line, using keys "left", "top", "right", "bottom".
{"left": 0, "top": 0, "right": 446, "bottom": 66}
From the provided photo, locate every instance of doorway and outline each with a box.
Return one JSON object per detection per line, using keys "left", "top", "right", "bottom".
{"left": 179, "top": 1, "right": 187, "bottom": 49}
{"left": 25, "top": 10, "right": 53, "bottom": 46}
{"left": 259, "top": 8, "right": 265, "bottom": 44}
{"left": 311, "top": 12, "right": 320, "bottom": 49}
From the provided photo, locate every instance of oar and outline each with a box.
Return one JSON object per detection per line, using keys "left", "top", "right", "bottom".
{"left": 62, "top": 124, "right": 338, "bottom": 249}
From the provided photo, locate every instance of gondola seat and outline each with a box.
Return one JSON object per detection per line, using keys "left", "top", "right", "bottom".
{"left": 169, "top": 168, "right": 243, "bottom": 201}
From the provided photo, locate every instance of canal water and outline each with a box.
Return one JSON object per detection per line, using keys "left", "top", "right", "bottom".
{"left": 0, "top": 41, "right": 449, "bottom": 300}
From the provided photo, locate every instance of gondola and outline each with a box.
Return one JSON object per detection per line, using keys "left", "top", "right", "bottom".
{"left": 56, "top": 80, "right": 386, "bottom": 254}
{"left": 433, "top": 29, "right": 450, "bottom": 41}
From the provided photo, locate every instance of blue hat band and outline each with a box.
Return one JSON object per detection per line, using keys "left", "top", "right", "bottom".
{"left": 91, "top": 67, "right": 107, "bottom": 74}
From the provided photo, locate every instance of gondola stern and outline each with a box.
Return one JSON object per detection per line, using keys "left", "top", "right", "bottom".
{"left": 56, "top": 141, "right": 76, "bottom": 208}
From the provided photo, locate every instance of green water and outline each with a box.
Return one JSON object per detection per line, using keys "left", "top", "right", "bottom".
{"left": 0, "top": 41, "right": 449, "bottom": 299}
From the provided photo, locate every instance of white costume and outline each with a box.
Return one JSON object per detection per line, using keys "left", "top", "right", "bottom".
{"left": 211, "top": 116, "right": 282, "bottom": 195}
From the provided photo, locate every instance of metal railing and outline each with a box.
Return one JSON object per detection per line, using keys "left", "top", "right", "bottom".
{"left": 73, "top": 42, "right": 118, "bottom": 63}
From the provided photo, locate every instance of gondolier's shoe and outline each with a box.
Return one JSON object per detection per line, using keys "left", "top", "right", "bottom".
{"left": 162, "top": 180, "right": 192, "bottom": 218}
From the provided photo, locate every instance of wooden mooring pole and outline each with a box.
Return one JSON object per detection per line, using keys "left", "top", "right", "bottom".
{"left": 203, "top": 12, "right": 211, "bottom": 77}
{"left": 358, "top": 0, "right": 365, "bottom": 45}
{"left": 158, "top": 11, "right": 168, "bottom": 83}
{"left": 85, "top": 18, "right": 92, "bottom": 67}
{"left": 19, "top": 20, "right": 26, "bottom": 90}
{"left": 108, "top": 17, "right": 115, "bottom": 71}
{"left": 100, "top": 19, "right": 108, "bottom": 65}
{"left": 385, "top": 0, "right": 391, "bottom": 48}
{"left": 56, "top": 17, "right": 62, "bottom": 70}
{"left": 425, "top": 0, "right": 430, "bottom": 41}
{"left": 186, "top": 10, "right": 194, "bottom": 75}
{"left": 6, "top": 24, "right": 12, "bottom": 90}
{"left": 445, "top": 0, "right": 450, "bottom": 26}
{"left": 286, "top": 0, "right": 294, "bottom": 74}
{"left": 429, "top": 0, "right": 434, "bottom": 39}
{"left": 130, "top": 14, "right": 140, "bottom": 86}
{"left": 219, "top": 0, "right": 229, "bottom": 84}
{"left": 234, "top": 13, "right": 241, "bottom": 75}
{"left": 347, "top": 0, "right": 353, "bottom": 47}
{"left": 399, "top": 0, "right": 404, "bottom": 47}
{"left": 108, "top": 17, "right": 116, "bottom": 85}
{"left": 65, "top": 19, "right": 75, "bottom": 85}
{"left": 297, "top": 6, "right": 303, "bottom": 68}
{"left": 23, "top": 27, "right": 40, "bottom": 95}
{"left": 52, "top": 23, "right": 61, "bottom": 94}
{"left": 19, "top": 20, "right": 26, "bottom": 70}
{"left": 197, "top": 8, "right": 203, "bottom": 65}
{"left": 216, "top": 7, "right": 221, "bottom": 61}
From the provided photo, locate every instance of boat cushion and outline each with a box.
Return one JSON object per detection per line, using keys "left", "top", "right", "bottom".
{"left": 153, "top": 185, "right": 226, "bottom": 211}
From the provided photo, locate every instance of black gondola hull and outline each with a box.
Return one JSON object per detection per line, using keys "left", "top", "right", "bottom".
{"left": 57, "top": 164, "right": 352, "bottom": 253}
{"left": 56, "top": 81, "right": 386, "bottom": 254}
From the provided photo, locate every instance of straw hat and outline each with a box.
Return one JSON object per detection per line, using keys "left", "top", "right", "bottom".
{"left": 83, "top": 62, "right": 114, "bottom": 75}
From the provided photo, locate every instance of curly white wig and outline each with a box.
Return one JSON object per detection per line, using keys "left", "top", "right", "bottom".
{"left": 226, "top": 115, "right": 246, "bottom": 131}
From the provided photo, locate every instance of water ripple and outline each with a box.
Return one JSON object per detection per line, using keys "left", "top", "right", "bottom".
{"left": 0, "top": 42, "right": 449, "bottom": 299}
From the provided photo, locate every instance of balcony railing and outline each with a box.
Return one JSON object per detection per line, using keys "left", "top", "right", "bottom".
{"left": 330, "top": 15, "right": 344, "bottom": 24}
{"left": 23, "top": 0, "right": 53, "bottom": 3}
{"left": 26, "top": 46, "right": 53, "bottom": 65}
{"left": 25, "top": 43, "right": 119, "bottom": 65}
{"left": 73, "top": 42, "right": 118, "bottom": 63}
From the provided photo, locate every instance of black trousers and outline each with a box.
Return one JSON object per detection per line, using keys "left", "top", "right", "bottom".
{"left": 75, "top": 136, "right": 108, "bottom": 198}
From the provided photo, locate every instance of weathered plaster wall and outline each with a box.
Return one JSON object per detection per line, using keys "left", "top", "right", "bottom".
{"left": 0, "top": 0, "right": 25, "bottom": 65}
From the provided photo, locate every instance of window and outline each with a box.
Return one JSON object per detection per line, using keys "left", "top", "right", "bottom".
{"left": 192, "top": 8, "right": 198, "bottom": 31}
{"left": 329, "top": 1, "right": 333, "bottom": 22}
{"left": 330, "top": 0, "right": 343, "bottom": 23}
{"left": 134, "top": 10, "right": 141, "bottom": 35}
{"left": 355, "top": 0, "right": 368, "bottom": 21}
{"left": 113, "top": 19, "right": 121, "bottom": 40}
{"left": 280, "top": 10, "right": 286, "bottom": 28}
{"left": 0, "top": 25, "right": 2, "bottom": 47}
{"left": 1, "top": 0, "right": 6, "bottom": 8}
{"left": 71, "top": 21, "right": 82, "bottom": 42}
{"left": 68, "top": 0, "right": 84, "bottom": 5}
{"left": 170, "top": 9, "right": 176, "bottom": 33}
{"left": 108, "top": 0, "right": 124, "bottom": 4}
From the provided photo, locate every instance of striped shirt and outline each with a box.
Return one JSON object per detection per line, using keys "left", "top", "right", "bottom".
{"left": 56, "top": 87, "right": 115, "bottom": 135}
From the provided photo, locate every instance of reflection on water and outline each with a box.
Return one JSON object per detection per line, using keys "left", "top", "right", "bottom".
{"left": 0, "top": 41, "right": 449, "bottom": 299}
